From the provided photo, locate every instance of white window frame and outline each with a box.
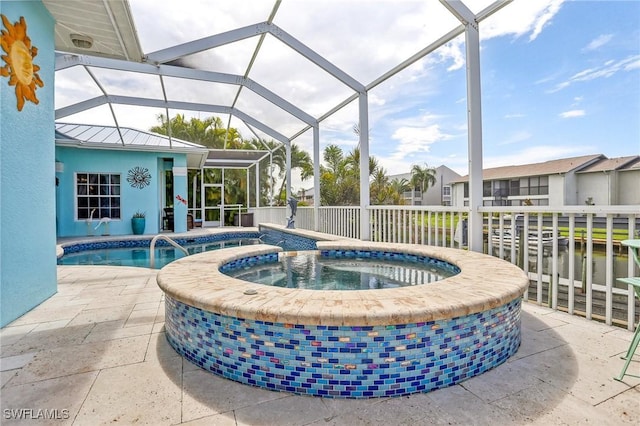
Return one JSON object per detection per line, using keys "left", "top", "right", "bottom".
{"left": 75, "top": 172, "right": 122, "bottom": 221}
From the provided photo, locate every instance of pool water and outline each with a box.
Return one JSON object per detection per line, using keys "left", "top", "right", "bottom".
{"left": 58, "top": 238, "right": 261, "bottom": 269}
{"left": 225, "top": 252, "right": 457, "bottom": 290}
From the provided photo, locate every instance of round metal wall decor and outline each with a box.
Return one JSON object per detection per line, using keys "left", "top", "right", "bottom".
{"left": 127, "top": 166, "right": 151, "bottom": 189}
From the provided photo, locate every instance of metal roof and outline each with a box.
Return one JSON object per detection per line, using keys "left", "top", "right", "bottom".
{"left": 55, "top": 123, "right": 209, "bottom": 168}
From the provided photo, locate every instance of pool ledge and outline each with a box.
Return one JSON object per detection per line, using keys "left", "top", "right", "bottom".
{"left": 157, "top": 241, "right": 529, "bottom": 326}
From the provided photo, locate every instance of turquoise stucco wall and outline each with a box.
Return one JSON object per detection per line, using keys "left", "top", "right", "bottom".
{"left": 172, "top": 158, "right": 188, "bottom": 234}
{"left": 55, "top": 147, "right": 188, "bottom": 237}
{"left": 0, "top": 1, "right": 57, "bottom": 326}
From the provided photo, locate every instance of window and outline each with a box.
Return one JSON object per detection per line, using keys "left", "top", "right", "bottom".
{"left": 539, "top": 176, "right": 549, "bottom": 195}
{"left": 76, "top": 173, "right": 121, "bottom": 220}
{"left": 483, "top": 181, "right": 491, "bottom": 197}
{"left": 442, "top": 185, "right": 451, "bottom": 196}
{"left": 493, "top": 180, "right": 509, "bottom": 198}
{"left": 509, "top": 180, "right": 519, "bottom": 196}
{"left": 518, "top": 176, "right": 549, "bottom": 197}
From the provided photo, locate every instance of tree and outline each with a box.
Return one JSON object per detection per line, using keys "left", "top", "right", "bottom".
{"left": 410, "top": 163, "right": 437, "bottom": 194}
{"left": 276, "top": 143, "right": 314, "bottom": 204}
{"left": 389, "top": 178, "right": 411, "bottom": 205}
{"left": 370, "top": 167, "right": 390, "bottom": 205}
{"left": 150, "top": 114, "right": 228, "bottom": 148}
{"left": 319, "top": 144, "right": 382, "bottom": 206}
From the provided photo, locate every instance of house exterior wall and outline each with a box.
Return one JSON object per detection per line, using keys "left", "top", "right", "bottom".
{"left": 451, "top": 168, "right": 637, "bottom": 208}
{"left": 618, "top": 170, "right": 640, "bottom": 205}
{"left": 576, "top": 173, "right": 611, "bottom": 205}
{"left": 55, "top": 147, "right": 188, "bottom": 237}
{"left": 390, "top": 166, "right": 461, "bottom": 206}
{"left": 0, "top": 1, "right": 57, "bottom": 326}
{"left": 452, "top": 182, "right": 467, "bottom": 206}
{"left": 425, "top": 166, "right": 460, "bottom": 206}
{"left": 172, "top": 157, "right": 188, "bottom": 234}
{"left": 548, "top": 174, "right": 566, "bottom": 206}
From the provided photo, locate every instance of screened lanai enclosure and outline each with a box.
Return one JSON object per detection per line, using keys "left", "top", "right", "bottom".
{"left": 51, "top": 0, "right": 520, "bottom": 251}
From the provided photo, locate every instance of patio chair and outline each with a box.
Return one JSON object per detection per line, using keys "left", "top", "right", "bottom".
{"left": 614, "top": 276, "right": 640, "bottom": 381}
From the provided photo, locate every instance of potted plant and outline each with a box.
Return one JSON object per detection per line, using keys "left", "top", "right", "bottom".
{"left": 131, "top": 210, "right": 146, "bottom": 235}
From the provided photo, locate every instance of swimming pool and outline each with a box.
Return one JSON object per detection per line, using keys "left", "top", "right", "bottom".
{"left": 224, "top": 251, "right": 459, "bottom": 290}
{"left": 57, "top": 232, "right": 261, "bottom": 269}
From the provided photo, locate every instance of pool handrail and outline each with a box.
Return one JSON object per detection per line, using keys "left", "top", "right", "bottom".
{"left": 149, "top": 234, "right": 189, "bottom": 269}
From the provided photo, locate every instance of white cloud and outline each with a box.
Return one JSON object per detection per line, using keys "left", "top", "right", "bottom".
{"left": 559, "top": 109, "right": 585, "bottom": 118}
{"left": 499, "top": 131, "right": 532, "bottom": 145}
{"left": 625, "top": 58, "right": 640, "bottom": 71}
{"left": 549, "top": 55, "right": 640, "bottom": 92}
{"left": 584, "top": 34, "right": 614, "bottom": 51}
{"left": 480, "top": 0, "right": 565, "bottom": 42}
{"left": 54, "top": 0, "right": 567, "bottom": 149}
{"left": 390, "top": 124, "right": 452, "bottom": 161}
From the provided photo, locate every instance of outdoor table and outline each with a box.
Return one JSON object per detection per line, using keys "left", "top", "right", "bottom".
{"left": 614, "top": 239, "right": 640, "bottom": 381}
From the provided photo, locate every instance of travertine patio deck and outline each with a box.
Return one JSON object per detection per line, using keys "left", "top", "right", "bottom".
{"left": 1, "top": 264, "right": 638, "bottom": 425}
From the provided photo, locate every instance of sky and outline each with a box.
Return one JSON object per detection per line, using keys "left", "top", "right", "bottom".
{"left": 55, "top": 0, "right": 640, "bottom": 190}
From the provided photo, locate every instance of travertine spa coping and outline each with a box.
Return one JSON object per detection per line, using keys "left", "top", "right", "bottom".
{"left": 157, "top": 240, "right": 528, "bottom": 326}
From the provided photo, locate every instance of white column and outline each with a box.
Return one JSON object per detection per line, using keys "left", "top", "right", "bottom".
{"left": 246, "top": 168, "right": 250, "bottom": 208}
{"left": 313, "top": 124, "right": 320, "bottom": 231}
{"left": 285, "top": 142, "right": 292, "bottom": 211}
{"left": 441, "top": 0, "right": 485, "bottom": 253}
{"left": 255, "top": 163, "right": 260, "bottom": 208}
{"left": 465, "top": 22, "right": 484, "bottom": 252}
{"left": 359, "top": 92, "right": 370, "bottom": 240}
{"left": 269, "top": 152, "right": 274, "bottom": 207}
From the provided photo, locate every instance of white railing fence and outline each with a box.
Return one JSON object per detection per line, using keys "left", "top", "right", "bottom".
{"left": 251, "top": 205, "right": 639, "bottom": 330}
{"left": 252, "top": 206, "right": 360, "bottom": 238}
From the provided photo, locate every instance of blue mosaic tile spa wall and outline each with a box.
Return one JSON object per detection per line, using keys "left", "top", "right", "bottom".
{"left": 60, "top": 231, "right": 261, "bottom": 255}
{"left": 164, "top": 296, "right": 522, "bottom": 398}
{"left": 258, "top": 226, "right": 317, "bottom": 251}
{"left": 219, "top": 250, "right": 461, "bottom": 277}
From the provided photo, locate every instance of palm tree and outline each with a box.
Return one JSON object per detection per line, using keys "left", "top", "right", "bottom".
{"left": 370, "top": 167, "right": 390, "bottom": 205}
{"left": 276, "top": 143, "right": 314, "bottom": 204}
{"left": 410, "top": 163, "right": 437, "bottom": 194}
{"left": 389, "top": 178, "right": 411, "bottom": 205}
{"left": 150, "top": 114, "right": 227, "bottom": 148}
{"left": 319, "top": 144, "right": 384, "bottom": 206}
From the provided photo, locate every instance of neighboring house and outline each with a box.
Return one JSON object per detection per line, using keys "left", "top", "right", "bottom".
{"left": 297, "top": 187, "right": 314, "bottom": 204}
{"left": 576, "top": 156, "right": 640, "bottom": 206}
{"left": 55, "top": 123, "right": 209, "bottom": 237}
{"left": 450, "top": 154, "right": 639, "bottom": 207}
{"left": 389, "top": 165, "right": 461, "bottom": 206}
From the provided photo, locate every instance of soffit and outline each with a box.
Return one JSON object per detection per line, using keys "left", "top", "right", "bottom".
{"left": 43, "top": 0, "right": 143, "bottom": 61}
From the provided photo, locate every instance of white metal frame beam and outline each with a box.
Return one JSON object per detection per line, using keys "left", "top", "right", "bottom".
{"left": 56, "top": 94, "right": 289, "bottom": 144}
{"left": 55, "top": 54, "right": 316, "bottom": 127}
{"left": 145, "top": 22, "right": 364, "bottom": 92}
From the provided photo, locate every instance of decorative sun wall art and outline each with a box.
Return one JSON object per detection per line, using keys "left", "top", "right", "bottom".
{"left": 127, "top": 166, "right": 151, "bottom": 189}
{"left": 1, "top": 15, "right": 44, "bottom": 111}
